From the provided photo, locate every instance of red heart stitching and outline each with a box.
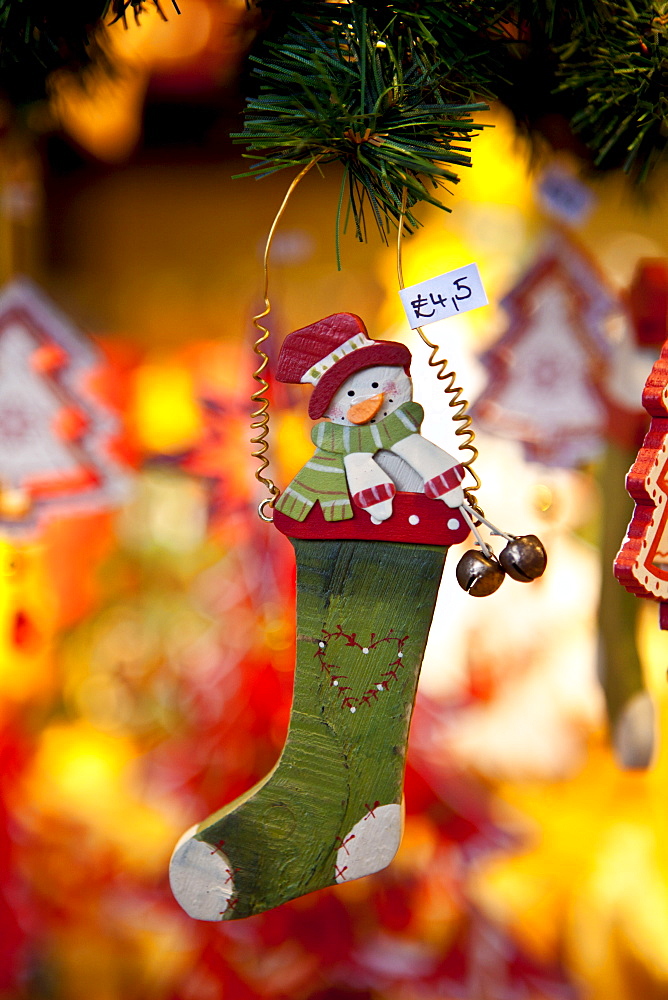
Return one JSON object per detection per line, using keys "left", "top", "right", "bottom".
{"left": 315, "top": 626, "right": 409, "bottom": 712}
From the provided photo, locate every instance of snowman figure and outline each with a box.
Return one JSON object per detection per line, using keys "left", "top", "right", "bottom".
{"left": 169, "top": 313, "right": 547, "bottom": 927}
{"left": 274, "top": 312, "right": 467, "bottom": 526}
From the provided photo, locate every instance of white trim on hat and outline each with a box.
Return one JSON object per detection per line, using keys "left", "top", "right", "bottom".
{"left": 301, "top": 332, "right": 374, "bottom": 386}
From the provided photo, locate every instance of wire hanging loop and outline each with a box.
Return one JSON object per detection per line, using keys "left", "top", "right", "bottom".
{"left": 250, "top": 157, "right": 320, "bottom": 520}
{"left": 395, "top": 187, "right": 481, "bottom": 507}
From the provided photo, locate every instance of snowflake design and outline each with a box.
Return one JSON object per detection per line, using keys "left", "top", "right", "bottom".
{"left": 315, "top": 625, "right": 408, "bottom": 712}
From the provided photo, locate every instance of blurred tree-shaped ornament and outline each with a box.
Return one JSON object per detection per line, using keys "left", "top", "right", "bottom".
{"left": 615, "top": 336, "right": 668, "bottom": 630}
{"left": 473, "top": 231, "right": 619, "bottom": 467}
{"left": 599, "top": 260, "right": 668, "bottom": 770}
{"left": 0, "top": 278, "right": 128, "bottom": 534}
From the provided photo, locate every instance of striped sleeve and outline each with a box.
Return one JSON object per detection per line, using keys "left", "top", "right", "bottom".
{"left": 424, "top": 464, "right": 465, "bottom": 498}
{"left": 352, "top": 482, "right": 396, "bottom": 509}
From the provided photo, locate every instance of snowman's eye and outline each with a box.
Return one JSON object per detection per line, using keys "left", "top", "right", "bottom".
{"left": 347, "top": 390, "right": 355, "bottom": 397}
{"left": 371, "top": 382, "right": 379, "bottom": 389}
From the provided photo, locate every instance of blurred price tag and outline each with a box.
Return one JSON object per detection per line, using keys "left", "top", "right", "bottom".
{"left": 399, "top": 263, "right": 488, "bottom": 329}
{"left": 537, "top": 166, "right": 594, "bottom": 226}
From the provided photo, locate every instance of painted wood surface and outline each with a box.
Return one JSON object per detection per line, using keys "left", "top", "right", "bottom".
{"left": 170, "top": 536, "right": 448, "bottom": 920}
{"left": 614, "top": 342, "right": 668, "bottom": 620}
{"left": 275, "top": 312, "right": 411, "bottom": 420}
{"left": 273, "top": 490, "right": 469, "bottom": 545}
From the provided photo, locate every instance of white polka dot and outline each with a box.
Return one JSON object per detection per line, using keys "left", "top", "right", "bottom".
{"left": 362, "top": 647, "right": 369, "bottom": 654}
{"left": 408, "top": 514, "right": 420, "bottom": 525}
{"left": 397, "top": 651, "right": 403, "bottom": 658}
{"left": 333, "top": 680, "right": 339, "bottom": 686}
{"left": 350, "top": 706, "right": 356, "bottom": 713}
{"left": 377, "top": 684, "right": 384, "bottom": 691}
{"left": 447, "top": 518, "right": 459, "bottom": 530}
{"left": 319, "top": 641, "right": 325, "bottom": 648}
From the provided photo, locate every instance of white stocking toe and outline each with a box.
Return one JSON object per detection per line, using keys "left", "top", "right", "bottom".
{"left": 335, "top": 803, "right": 403, "bottom": 884}
{"left": 169, "top": 824, "right": 235, "bottom": 921}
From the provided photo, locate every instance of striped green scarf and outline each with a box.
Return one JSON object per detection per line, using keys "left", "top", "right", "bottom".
{"left": 276, "top": 401, "right": 424, "bottom": 522}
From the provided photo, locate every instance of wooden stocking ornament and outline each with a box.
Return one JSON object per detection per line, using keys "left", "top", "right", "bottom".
{"left": 169, "top": 313, "right": 545, "bottom": 921}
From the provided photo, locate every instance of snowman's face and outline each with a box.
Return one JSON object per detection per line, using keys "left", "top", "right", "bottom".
{"left": 325, "top": 365, "right": 412, "bottom": 425}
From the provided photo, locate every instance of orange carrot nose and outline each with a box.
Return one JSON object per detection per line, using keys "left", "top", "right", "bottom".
{"left": 346, "top": 393, "right": 384, "bottom": 424}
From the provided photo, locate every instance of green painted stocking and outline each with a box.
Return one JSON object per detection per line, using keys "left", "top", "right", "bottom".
{"left": 170, "top": 536, "right": 447, "bottom": 920}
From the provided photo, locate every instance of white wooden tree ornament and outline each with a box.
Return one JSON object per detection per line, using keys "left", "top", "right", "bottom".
{"left": 0, "top": 278, "right": 128, "bottom": 533}
{"left": 473, "top": 232, "right": 619, "bottom": 467}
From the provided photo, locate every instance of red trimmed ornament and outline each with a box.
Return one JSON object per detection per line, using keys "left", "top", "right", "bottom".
{"left": 615, "top": 341, "right": 668, "bottom": 628}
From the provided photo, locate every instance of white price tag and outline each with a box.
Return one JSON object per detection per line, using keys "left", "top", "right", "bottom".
{"left": 399, "top": 263, "right": 488, "bottom": 329}
{"left": 536, "top": 166, "right": 594, "bottom": 226}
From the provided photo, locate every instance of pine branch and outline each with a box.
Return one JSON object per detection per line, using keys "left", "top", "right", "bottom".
{"left": 234, "top": 4, "right": 488, "bottom": 252}
{"left": 554, "top": 0, "right": 668, "bottom": 178}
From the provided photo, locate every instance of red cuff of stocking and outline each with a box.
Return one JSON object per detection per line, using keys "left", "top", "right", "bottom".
{"left": 424, "top": 464, "right": 465, "bottom": 499}
{"left": 353, "top": 482, "right": 396, "bottom": 509}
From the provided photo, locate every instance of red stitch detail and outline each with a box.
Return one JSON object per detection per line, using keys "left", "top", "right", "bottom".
{"left": 224, "top": 867, "right": 239, "bottom": 885}
{"left": 335, "top": 864, "right": 348, "bottom": 879}
{"left": 226, "top": 898, "right": 239, "bottom": 910}
{"left": 364, "top": 801, "right": 380, "bottom": 819}
{"left": 315, "top": 628, "right": 410, "bottom": 710}
{"left": 210, "top": 838, "right": 226, "bottom": 855}
{"left": 335, "top": 833, "right": 356, "bottom": 855}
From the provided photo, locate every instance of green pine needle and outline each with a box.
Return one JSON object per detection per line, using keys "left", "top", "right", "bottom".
{"left": 233, "top": 4, "right": 488, "bottom": 254}
{"left": 555, "top": 0, "right": 668, "bottom": 176}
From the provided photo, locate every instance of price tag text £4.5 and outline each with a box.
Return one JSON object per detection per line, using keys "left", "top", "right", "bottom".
{"left": 399, "top": 263, "right": 488, "bottom": 329}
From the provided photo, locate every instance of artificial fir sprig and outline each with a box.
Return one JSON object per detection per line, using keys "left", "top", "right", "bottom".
{"left": 0, "top": 0, "right": 667, "bottom": 186}
{"left": 241, "top": 0, "right": 668, "bottom": 186}
{"left": 234, "top": 5, "right": 488, "bottom": 255}
{"left": 555, "top": 0, "right": 668, "bottom": 178}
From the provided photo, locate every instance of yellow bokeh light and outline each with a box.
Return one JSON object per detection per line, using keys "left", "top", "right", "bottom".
{"left": 24, "top": 722, "right": 176, "bottom": 872}
{"left": 456, "top": 105, "right": 535, "bottom": 209}
{"left": 50, "top": 64, "right": 147, "bottom": 163}
{"left": 132, "top": 362, "right": 202, "bottom": 453}
{"left": 109, "top": 0, "right": 214, "bottom": 67}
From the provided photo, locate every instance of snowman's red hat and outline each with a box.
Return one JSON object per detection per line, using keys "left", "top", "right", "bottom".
{"left": 276, "top": 313, "right": 411, "bottom": 419}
